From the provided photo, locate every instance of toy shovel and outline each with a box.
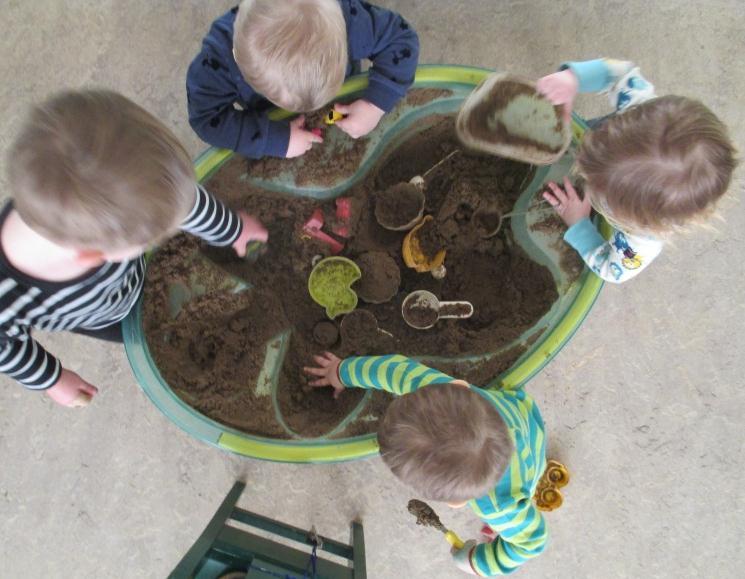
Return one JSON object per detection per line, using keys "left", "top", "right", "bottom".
{"left": 407, "top": 499, "right": 465, "bottom": 550}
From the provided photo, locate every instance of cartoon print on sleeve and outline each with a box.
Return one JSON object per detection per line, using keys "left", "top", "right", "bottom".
{"left": 613, "top": 231, "right": 642, "bottom": 270}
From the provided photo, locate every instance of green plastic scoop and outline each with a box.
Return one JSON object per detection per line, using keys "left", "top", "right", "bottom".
{"left": 456, "top": 73, "right": 571, "bottom": 165}
{"left": 308, "top": 257, "right": 361, "bottom": 319}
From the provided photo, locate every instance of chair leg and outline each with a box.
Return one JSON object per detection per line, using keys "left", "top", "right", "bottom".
{"left": 169, "top": 482, "right": 246, "bottom": 579}
{"left": 351, "top": 521, "right": 366, "bottom": 579}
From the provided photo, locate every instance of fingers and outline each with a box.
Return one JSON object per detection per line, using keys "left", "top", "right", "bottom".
{"left": 314, "top": 354, "right": 332, "bottom": 367}
{"left": 546, "top": 181, "right": 568, "bottom": 205}
{"left": 334, "top": 103, "right": 351, "bottom": 115}
{"left": 562, "top": 103, "right": 572, "bottom": 123}
{"left": 323, "top": 351, "right": 338, "bottom": 362}
{"left": 308, "top": 130, "right": 324, "bottom": 144}
{"left": 304, "top": 366, "right": 328, "bottom": 377}
{"left": 70, "top": 392, "right": 93, "bottom": 408}
{"left": 80, "top": 382, "right": 99, "bottom": 396}
{"left": 309, "top": 378, "right": 331, "bottom": 387}
{"left": 290, "top": 114, "right": 306, "bottom": 128}
{"left": 562, "top": 177, "right": 578, "bottom": 199}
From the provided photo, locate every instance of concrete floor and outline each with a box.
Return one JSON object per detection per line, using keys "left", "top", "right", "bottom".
{"left": 1, "top": 1, "right": 744, "bottom": 577}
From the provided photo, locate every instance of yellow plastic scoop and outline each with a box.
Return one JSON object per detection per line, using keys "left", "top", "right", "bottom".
{"left": 407, "top": 499, "right": 465, "bottom": 550}
{"left": 402, "top": 216, "right": 446, "bottom": 278}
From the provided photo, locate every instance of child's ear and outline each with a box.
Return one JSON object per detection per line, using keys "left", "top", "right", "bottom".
{"left": 74, "top": 249, "right": 106, "bottom": 267}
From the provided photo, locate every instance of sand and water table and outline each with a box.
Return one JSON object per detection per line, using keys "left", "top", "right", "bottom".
{"left": 123, "top": 65, "right": 609, "bottom": 463}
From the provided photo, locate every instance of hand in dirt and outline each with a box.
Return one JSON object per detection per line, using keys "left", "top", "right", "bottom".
{"left": 536, "top": 69, "right": 578, "bottom": 122}
{"left": 286, "top": 115, "right": 324, "bottom": 158}
{"left": 233, "top": 211, "right": 269, "bottom": 257}
{"left": 451, "top": 540, "right": 478, "bottom": 575}
{"left": 45, "top": 369, "right": 99, "bottom": 407}
{"left": 333, "top": 100, "right": 385, "bottom": 139}
{"left": 303, "top": 352, "right": 344, "bottom": 399}
{"left": 543, "top": 177, "right": 592, "bottom": 227}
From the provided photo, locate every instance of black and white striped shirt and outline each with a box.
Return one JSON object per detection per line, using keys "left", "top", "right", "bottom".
{"left": 0, "top": 185, "right": 242, "bottom": 390}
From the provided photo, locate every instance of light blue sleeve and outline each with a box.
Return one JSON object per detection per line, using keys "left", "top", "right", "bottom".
{"left": 560, "top": 58, "right": 656, "bottom": 112}
{"left": 564, "top": 218, "right": 663, "bottom": 284}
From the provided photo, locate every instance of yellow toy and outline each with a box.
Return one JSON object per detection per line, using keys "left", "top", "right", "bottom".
{"left": 324, "top": 109, "right": 345, "bottom": 125}
{"left": 533, "top": 460, "right": 570, "bottom": 511}
{"left": 402, "top": 216, "right": 447, "bottom": 278}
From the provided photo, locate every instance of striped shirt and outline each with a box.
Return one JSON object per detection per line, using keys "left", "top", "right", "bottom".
{"left": 0, "top": 185, "right": 242, "bottom": 390}
{"left": 339, "top": 355, "right": 548, "bottom": 576}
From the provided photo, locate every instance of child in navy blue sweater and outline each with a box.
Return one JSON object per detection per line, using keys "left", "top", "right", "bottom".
{"left": 186, "top": 0, "right": 419, "bottom": 159}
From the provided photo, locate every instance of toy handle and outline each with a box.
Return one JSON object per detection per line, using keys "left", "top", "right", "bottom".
{"left": 445, "top": 530, "right": 465, "bottom": 550}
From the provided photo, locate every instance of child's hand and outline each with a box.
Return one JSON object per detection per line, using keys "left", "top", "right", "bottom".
{"left": 45, "top": 369, "right": 98, "bottom": 407}
{"left": 286, "top": 115, "right": 323, "bottom": 158}
{"left": 303, "top": 352, "right": 344, "bottom": 399}
{"left": 451, "top": 540, "right": 478, "bottom": 575}
{"left": 536, "top": 69, "right": 579, "bottom": 122}
{"left": 333, "top": 100, "right": 385, "bottom": 139}
{"left": 233, "top": 211, "right": 269, "bottom": 257}
{"left": 543, "top": 177, "right": 591, "bottom": 227}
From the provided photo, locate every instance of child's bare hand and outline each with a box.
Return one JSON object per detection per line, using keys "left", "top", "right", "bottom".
{"left": 543, "top": 177, "right": 592, "bottom": 227}
{"left": 536, "top": 70, "right": 578, "bottom": 122}
{"left": 286, "top": 115, "right": 323, "bottom": 158}
{"left": 233, "top": 211, "right": 268, "bottom": 257}
{"left": 45, "top": 369, "right": 98, "bottom": 407}
{"left": 333, "top": 100, "right": 384, "bottom": 139}
{"left": 303, "top": 352, "right": 344, "bottom": 399}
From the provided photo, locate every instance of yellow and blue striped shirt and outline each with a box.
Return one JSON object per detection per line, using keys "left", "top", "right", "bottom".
{"left": 339, "top": 354, "right": 548, "bottom": 576}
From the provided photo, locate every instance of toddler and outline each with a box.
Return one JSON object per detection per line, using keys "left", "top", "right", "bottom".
{"left": 1, "top": 90, "right": 267, "bottom": 406}
{"left": 305, "top": 352, "right": 548, "bottom": 576}
{"left": 186, "top": 0, "right": 419, "bottom": 159}
{"left": 533, "top": 58, "right": 736, "bottom": 283}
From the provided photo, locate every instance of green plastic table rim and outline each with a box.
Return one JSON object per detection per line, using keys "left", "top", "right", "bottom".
{"left": 125, "top": 64, "right": 606, "bottom": 463}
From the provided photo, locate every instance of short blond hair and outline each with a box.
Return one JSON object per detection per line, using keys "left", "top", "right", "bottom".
{"left": 233, "top": 0, "right": 348, "bottom": 112}
{"left": 7, "top": 90, "right": 196, "bottom": 250}
{"left": 378, "top": 384, "right": 514, "bottom": 503}
{"left": 578, "top": 96, "right": 737, "bottom": 233}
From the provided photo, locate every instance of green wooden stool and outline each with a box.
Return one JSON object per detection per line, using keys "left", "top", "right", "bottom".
{"left": 170, "top": 482, "right": 366, "bottom": 579}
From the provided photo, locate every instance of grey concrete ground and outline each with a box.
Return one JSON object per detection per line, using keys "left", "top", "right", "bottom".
{"left": 1, "top": 1, "right": 744, "bottom": 577}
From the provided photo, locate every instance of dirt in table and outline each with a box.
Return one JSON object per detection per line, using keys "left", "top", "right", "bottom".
{"left": 375, "top": 183, "right": 424, "bottom": 229}
{"left": 143, "top": 115, "right": 560, "bottom": 440}
{"left": 244, "top": 88, "right": 453, "bottom": 189}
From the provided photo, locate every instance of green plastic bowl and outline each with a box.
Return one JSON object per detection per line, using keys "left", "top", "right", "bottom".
{"left": 123, "top": 65, "right": 608, "bottom": 463}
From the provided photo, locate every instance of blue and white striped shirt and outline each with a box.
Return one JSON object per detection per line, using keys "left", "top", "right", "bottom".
{"left": 0, "top": 185, "right": 242, "bottom": 390}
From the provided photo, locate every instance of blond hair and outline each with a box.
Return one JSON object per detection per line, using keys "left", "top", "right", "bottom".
{"left": 7, "top": 90, "right": 196, "bottom": 251}
{"left": 378, "top": 384, "right": 513, "bottom": 503}
{"left": 577, "top": 96, "right": 737, "bottom": 234}
{"left": 233, "top": 0, "right": 347, "bottom": 112}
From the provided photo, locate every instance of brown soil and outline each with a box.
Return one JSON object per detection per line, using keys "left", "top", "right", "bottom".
{"left": 403, "top": 296, "right": 439, "bottom": 329}
{"left": 439, "top": 302, "right": 472, "bottom": 317}
{"left": 142, "top": 116, "right": 559, "bottom": 440}
{"left": 246, "top": 88, "right": 453, "bottom": 188}
{"left": 415, "top": 219, "right": 445, "bottom": 260}
{"left": 463, "top": 80, "right": 564, "bottom": 153}
{"left": 313, "top": 321, "right": 339, "bottom": 348}
{"left": 374, "top": 183, "right": 424, "bottom": 229}
{"left": 404, "top": 88, "right": 453, "bottom": 107}
{"left": 354, "top": 251, "right": 401, "bottom": 304}
{"left": 474, "top": 207, "right": 503, "bottom": 238}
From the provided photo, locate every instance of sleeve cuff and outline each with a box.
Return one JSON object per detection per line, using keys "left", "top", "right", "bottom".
{"left": 559, "top": 59, "right": 610, "bottom": 93}
{"left": 338, "top": 358, "right": 352, "bottom": 387}
{"left": 363, "top": 78, "right": 404, "bottom": 113}
{"left": 564, "top": 217, "right": 606, "bottom": 255}
{"left": 263, "top": 120, "right": 291, "bottom": 158}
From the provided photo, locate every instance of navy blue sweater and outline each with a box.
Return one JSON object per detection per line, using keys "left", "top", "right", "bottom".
{"left": 186, "top": 1, "right": 419, "bottom": 159}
